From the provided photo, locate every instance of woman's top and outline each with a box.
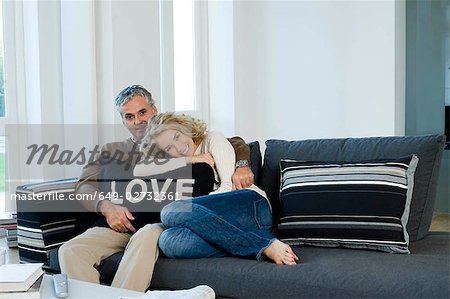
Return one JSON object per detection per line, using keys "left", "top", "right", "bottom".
{"left": 197, "top": 131, "right": 267, "bottom": 200}
{"left": 133, "top": 130, "right": 268, "bottom": 202}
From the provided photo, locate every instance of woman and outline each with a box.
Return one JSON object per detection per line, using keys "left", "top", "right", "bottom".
{"left": 137, "top": 112, "right": 298, "bottom": 265}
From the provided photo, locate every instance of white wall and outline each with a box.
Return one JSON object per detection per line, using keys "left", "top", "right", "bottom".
{"left": 96, "top": 0, "right": 162, "bottom": 144}
{"left": 7, "top": 0, "right": 407, "bottom": 145}
{"left": 228, "top": 0, "right": 405, "bottom": 145}
{"left": 3, "top": 1, "right": 407, "bottom": 187}
{"left": 208, "top": 1, "right": 235, "bottom": 137}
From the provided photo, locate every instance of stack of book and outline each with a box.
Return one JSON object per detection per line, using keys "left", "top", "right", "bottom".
{"left": 0, "top": 212, "right": 18, "bottom": 247}
{"left": 0, "top": 263, "right": 44, "bottom": 299}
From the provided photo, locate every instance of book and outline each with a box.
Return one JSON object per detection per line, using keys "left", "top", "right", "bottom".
{"left": 0, "top": 212, "right": 17, "bottom": 225}
{"left": 0, "top": 263, "right": 44, "bottom": 292}
{"left": 0, "top": 274, "right": 43, "bottom": 299}
{"left": 0, "top": 213, "right": 18, "bottom": 248}
{"left": 6, "top": 227, "right": 18, "bottom": 248}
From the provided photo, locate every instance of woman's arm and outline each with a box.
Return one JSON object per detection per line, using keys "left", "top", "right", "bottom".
{"left": 133, "top": 154, "right": 215, "bottom": 177}
{"left": 206, "top": 131, "right": 236, "bottom": 194}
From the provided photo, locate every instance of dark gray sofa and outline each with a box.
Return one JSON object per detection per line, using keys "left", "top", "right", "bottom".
{"left": 17, "top": 134, "right": 450, "bottom": 298}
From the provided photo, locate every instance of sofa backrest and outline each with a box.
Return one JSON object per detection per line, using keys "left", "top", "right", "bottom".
{"left": 248, "top": 141, "right": 263, "bottom": 186}
{"left": 260, "top": 134, "right": 445, "bottom": 241}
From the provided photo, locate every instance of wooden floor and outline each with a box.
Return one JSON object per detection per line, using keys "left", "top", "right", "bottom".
{"left": 430, "top": 213, "right": 450, "bottom": 232}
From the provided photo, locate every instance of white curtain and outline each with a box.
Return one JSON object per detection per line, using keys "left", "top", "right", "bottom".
{"left": 1, "top": 0, "right": 163, "bottom": 211}
{"left": 2, "top": 1, "right": 99, "bottom": 212}
{"left": 3, "top": 1, "right": 98, "bottom": 126}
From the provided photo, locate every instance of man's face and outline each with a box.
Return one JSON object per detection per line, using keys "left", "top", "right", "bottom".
{"left": 120, "top": 95, "right": 158, "bottom": 141}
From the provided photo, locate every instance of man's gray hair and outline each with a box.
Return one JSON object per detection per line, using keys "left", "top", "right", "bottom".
{"left": 114, "top": 85, "right": 155, "bottom": 113}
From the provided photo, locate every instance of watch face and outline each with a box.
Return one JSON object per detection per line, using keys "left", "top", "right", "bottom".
{"left": 236, "top": 160, "right": 249, "bottom": 168}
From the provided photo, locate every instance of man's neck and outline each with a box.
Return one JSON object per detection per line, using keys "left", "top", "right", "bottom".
{"left": 131, "top": 136, "right": 142, "bottom": 144}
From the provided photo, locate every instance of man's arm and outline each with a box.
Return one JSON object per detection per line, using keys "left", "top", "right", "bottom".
{"left": 75, "top": 160, "right": 103, "bottom": 213}
{"left": 75, "top": 143, "right": 136, "bottom": 233}
{"left": 228, "top": 136, "right": 254, "bottom": 189}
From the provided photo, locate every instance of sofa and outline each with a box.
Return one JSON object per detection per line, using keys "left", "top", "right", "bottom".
{"left": 16, "top": 134, "right": 449, "bottom": 298}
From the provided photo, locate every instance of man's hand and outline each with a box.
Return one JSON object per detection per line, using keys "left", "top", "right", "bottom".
{"left": 99, "top": 200, "right": 136, "bottom": 233}
{"left": 186, "top": 153, "right": 215, "bottom": 168}
{"left": 232, "top": 166, "right": 254, "bottom": 190}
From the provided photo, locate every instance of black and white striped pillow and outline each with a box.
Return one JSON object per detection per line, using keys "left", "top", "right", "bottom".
{"left": 16, "top": 178, "right": 80, "bottom": 269}
{"left": 275, "top": 156, "right": 418, "bottom": 253}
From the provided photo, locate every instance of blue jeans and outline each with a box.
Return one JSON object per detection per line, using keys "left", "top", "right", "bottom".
{"left": 159, "top": 189, "right": 275, "bottom": 260}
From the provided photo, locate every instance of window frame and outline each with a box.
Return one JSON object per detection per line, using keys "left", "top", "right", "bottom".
{"left": 159, "top": 0, "right": 209, "bottom": 122}
{"left": 0, "top": 0, "right": 21, "bottom": 135}
{"left": 0, "top": 1, "right": 26, "bottom": 212}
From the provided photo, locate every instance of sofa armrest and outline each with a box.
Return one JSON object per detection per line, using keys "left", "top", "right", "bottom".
{"left": 16, "top": 178, "right": 99, "bottom": 270}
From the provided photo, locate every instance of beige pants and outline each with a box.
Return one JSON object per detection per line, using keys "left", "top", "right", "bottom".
{"left": 58, "top": 223, "right": 164, "bottom": 292}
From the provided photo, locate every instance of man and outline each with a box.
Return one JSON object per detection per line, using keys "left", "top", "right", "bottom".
{"left": 59, "top": 85, "right": 254, "bottom": 292}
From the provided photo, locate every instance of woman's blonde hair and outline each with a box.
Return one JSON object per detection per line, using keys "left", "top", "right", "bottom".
{"left": 142, "top": 112, "right": 207, "bottom": 156}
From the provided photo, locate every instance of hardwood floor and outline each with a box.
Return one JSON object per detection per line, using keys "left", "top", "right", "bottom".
{"left": 430, "top": 213, "right": 450, "bottom": 232}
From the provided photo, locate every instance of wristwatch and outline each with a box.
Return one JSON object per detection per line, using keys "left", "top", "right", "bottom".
{"left": 235, "top": 159, "right": 249, "bottom": 168}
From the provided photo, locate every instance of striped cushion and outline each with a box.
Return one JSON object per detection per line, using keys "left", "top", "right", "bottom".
{"left": 275, "top": 156, "right": 418, "bottom": 253}
{"left": 16, "top": 178, "right": 80, "bottom": 269}
{"left": 17, "top": 218, "right": 77, "bottom": 267}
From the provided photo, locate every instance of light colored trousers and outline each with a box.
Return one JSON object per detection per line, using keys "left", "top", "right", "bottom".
{"left": 58, "top": 223, "right": 164, "bottom": 292}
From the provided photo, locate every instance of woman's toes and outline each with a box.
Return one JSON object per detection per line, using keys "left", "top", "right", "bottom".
{"left": 263, "top": 240, "right": 299, "bottom": 266}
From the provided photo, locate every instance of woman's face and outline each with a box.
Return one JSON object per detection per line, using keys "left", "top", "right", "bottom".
{"left": 154, "top": 129, "right": 197, "bottom": 157}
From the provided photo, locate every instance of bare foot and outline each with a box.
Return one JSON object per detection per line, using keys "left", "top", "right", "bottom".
{"left": 263, "top": 240, "right": 299, "bottom": 265}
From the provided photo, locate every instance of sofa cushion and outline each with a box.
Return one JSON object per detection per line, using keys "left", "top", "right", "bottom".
{"left": 150, "top": 232, "right": 449, "bottom": 298}
{"left": 275, "top": 156, "right": 418, "bottom": 253}
{"left": 261, "top": 134, "right": 445, "bottom": 241}
{"left": 47, "top": 232, "right": 449, "bottom": 298}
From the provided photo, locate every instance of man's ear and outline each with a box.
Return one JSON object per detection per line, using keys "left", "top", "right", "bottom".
{"left": 152, "top": 105, "right": 158, "bottom": 115}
